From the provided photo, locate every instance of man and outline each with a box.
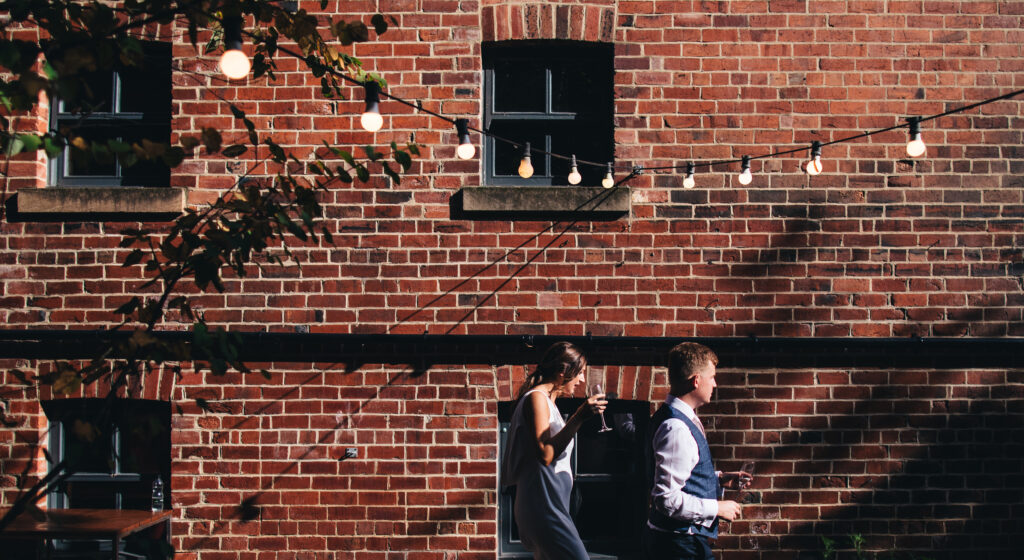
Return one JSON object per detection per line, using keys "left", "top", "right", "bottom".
{"left": 643, "top": 342, "right": 752, "bottom": 560}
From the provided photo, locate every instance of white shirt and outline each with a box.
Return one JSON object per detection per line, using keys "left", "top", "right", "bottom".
{"left": 648, "top": 396, "right": 720, "bottom": 530}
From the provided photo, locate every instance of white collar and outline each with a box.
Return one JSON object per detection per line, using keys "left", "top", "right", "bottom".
{"left": 665, "top": 395, "right": 699, "bottom": 423}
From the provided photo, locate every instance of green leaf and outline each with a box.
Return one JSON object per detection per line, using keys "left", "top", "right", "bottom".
{"left": 108, "top": 139, "right": 132, "bottom": 154}
{"left": 42, "top": 136, "right": 62, "bottom": 158}
{"left": 222, "top": 144, "right": 248, "bottom": 158}
{"left": 5, "top": 136, "right": 24, "bottom": 156}
{"left": 17, "top": 133, "right": 41, "bottom": 152}
{"left": 361, "top": 145, "right": 381, "bottom": 161}
{"left": 355, "top": 164, "right": 369, "bottom": 182}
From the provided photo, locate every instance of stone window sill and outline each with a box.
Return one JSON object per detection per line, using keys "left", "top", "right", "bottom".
{"left": 13, "top": 187, "right": 187, "bottom": 221}
{"left": 453, "top": 186, "right": 629, "bottom": 220}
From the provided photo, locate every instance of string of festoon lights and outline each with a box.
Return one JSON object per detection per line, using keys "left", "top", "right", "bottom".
{"left": 215, "top": 23, "right": 1024, "bottom": 188}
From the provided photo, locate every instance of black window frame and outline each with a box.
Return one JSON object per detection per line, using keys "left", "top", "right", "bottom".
{"left": 483, "top": 41, "right": 614, "bottom": 187}
{"left": 43, "top": 397, "right": 171, "bottom": 512}
{"left": 498, "top": 397, "right": 649, "bottom": 559}
{"left": 48, "top": 41, "right": 173, "bottom": 188}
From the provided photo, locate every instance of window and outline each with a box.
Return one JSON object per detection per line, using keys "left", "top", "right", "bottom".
{"left": 483, "top": 41, "right": 614, "bottom": 187}
{"left": 49, "top": 42, "right": 172, "bottom": 188}
{"left": 43, "top": 398, "right": 171, "bottom": 511}
{"left": 498, "top": 398, "right": 649, "bottom": 559}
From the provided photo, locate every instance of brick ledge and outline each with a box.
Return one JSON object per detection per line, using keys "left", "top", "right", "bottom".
{"left": 455, "top": 186, "right": 629, "bottom": 219}
{"left": 15, "top": 186, "right": 187, "bottom": 218}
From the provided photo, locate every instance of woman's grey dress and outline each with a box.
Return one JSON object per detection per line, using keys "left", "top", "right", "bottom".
{"left": 501, "top": 389, "right": 589, "bottom": 560}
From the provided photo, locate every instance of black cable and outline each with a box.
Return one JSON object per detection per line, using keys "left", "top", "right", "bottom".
{"left": 222, "top": 15, "right": 1024, "bottom": 180}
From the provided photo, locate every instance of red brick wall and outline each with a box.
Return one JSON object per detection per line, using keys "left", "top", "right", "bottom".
{"left": 3, "top": 361, "right": 1022, "bottom": 558}
{"left": 3, "top": 0, "right": 1024, "bottom": 558}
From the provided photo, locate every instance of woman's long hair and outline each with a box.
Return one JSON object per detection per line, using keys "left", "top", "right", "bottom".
{"left": 516, "top": 342, "right": 587, "bottom": 399}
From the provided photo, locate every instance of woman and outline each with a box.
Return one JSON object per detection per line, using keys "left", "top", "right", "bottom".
{"left": 501, "top": 341, "right": 607, "bottom": 560}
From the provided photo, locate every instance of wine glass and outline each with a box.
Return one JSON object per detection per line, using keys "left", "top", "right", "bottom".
{"left": 588, "top": 380, "right": 612, "bottom": 433}
{"left": 739, "top": 461, "right": 755, "bottom": 490}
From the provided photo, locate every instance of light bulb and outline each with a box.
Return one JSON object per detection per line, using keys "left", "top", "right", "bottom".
{"left": 682, "top": 162, "right": 695, "bottom": 189}
{"left": 567, "top": 155, "right": 581, "bottom": 185}
{"left": 360, "top": 110, "right": 383, "bottom": 132}
{"left": 518, "top": 142, "right": 533, "bottom": 178}
{"left": 361, "top": 81, "right": 383, "bottom": 132}
{"left": 219, "top": 15, "right": 249, "bottom": 80}
{"left": 219, "top": 49, "right": 250, "bottom": 80}
{"left": 906, "top": 116, "right": 925, "bottom": 157}
{"left": 601, "top": 162, "right": 614, "bottom": 188}
{"left": 456, "top": 142, "right": 475, "bottom": 160}
{"left": 455, "top": 118, "right": 474, "bottom": 159}
{"left": 906, "top": 134, "right": 925, "bottom": 157}
{"left": 805, "top": 142, "right": 822, "bottom": 175}
{"left": 738, "top": 156, "right": 752, "bottom": 185}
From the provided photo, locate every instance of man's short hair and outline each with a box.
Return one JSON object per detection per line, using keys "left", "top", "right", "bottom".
{"left": 668, "top": 342, "right": 719, "bottom": 388}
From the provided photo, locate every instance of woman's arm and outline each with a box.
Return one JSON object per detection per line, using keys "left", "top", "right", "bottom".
{"left": 524, "top": 391, "right": 605, "bottom": 466}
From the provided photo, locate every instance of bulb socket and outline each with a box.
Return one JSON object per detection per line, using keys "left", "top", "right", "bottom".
{"left": 455, "top": 118, "right": 471, "bottom": 146}
{"left": 223, "top": 15, "right": 244, "bottom": 51}
{"left": 363, "top": 81, "right": 381, "bottom": 114}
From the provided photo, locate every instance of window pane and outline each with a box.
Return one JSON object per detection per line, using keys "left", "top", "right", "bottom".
{"left": 118, "top": 401, "right": 171, "bottom": 474}
{"left": 120, "top": 46, "right": 172, "bottom": 116}
{"left": 63, "top": 481, "right": 118, "bottom": 509}
{"left": 550, "top": 131, "right": 614, "bottom": 187}
{"left": 492, "top": 59, "right": 545, "bottom": 113}
{"left": 60, "top": 413, "right": 115, "bottom": 473}
{"left": 489, "top": 121, "right": 548, "bottom": 177}
{"left": 64, "top": 128, "right": 118, "bottom": 177}
{"left": 120, "top": 127, "right": 172, "bottom": 187}
{"left": 551, "top": 58, "right": 612, "bottom": 115}
{"left": 59, "top": 71, "right": 114, "bottom": 114}
{"left": 573, "top": 478, "right": 646, "bottom": 548}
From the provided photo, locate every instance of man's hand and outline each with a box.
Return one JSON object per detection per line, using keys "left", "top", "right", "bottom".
{"left": 717, "top": 500, "right": 742, "bottom": 521}
{"left": 719, "top": 470, "right": 754, "bottom": 490}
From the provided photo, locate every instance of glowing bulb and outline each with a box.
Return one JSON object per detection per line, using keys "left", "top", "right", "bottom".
{"left": 567, "top": 155, "right": 582, "bottom": 185}
{"left": 455, "top": 119, "right": 474, "bottom": 159}
{"left": 906, "top": 116, "right": 925, "bottom": 157}
{"left": 361, "top": 81, "right": 383, "bottom": 132}
{"left": 906, "top": 135, "right": 925, "bottom": 157}
{"left": 805, "top": 142, "right": 822, "bottom": 175}
{"left": 518, "top": 142, "right": 534, "bottom": 178}
{"left": 360, "top": 110, "right": 383, "bottom": 132}
{"left": 682, "top": 162, "right": 695, "bottom": 189}
{"left": 219, "top": 49, "right": 250, "bottom": 79}
{"left": 219, "top": 15, "right": 249, "bottom": 80}
{"left": 456, "top": 142, "right": 475, "bottom": 160}
{"left": 738, "top": 156, "right": 752, "bottom": 185}
{"left": 601, "top": 162, "right": 614, "bottom": 188}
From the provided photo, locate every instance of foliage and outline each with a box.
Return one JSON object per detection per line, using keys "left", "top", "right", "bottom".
{"left": 820, "top": 534, "right": 935, "bottom": 560}
{"left": 0, "top": 0, "right": 418, "bottom": 542}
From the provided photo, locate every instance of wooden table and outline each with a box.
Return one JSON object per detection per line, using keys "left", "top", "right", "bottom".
{"left": 1, "top": 508, "right": 172, "bottom": 560}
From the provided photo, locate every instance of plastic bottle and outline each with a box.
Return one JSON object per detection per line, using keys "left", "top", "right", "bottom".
{"left": 151, "top": 475, "right": 164, "bottom": 512}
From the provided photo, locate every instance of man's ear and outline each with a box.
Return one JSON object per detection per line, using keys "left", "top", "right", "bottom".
{"left": 674, "top": 374, "right": 698, "bottom": 395}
